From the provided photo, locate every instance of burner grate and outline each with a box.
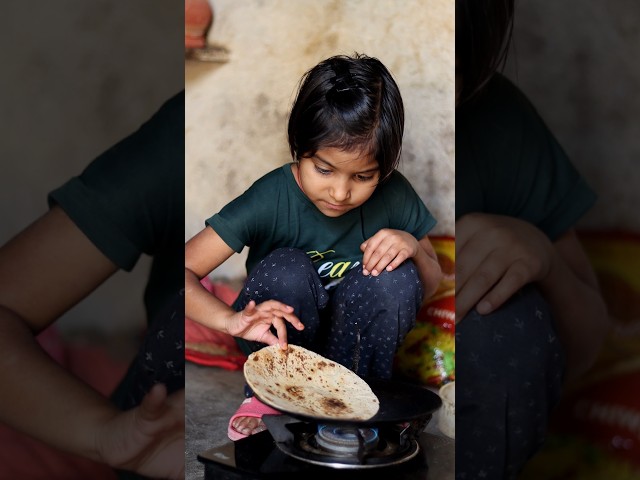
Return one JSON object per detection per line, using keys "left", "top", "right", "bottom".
{"left": 315, "top": 424, "right": 379, "bottom": 454}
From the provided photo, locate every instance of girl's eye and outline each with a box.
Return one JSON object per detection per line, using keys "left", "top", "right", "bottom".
{"left": 315, "top": 166, "right": 331, "bottom": 175}
{"left": 356, "top": 174, "right": 374, "bottom": 182}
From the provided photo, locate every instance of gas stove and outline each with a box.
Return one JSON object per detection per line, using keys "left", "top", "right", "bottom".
{"left": 197, "top": 414, "right": 443, "bottom": 479}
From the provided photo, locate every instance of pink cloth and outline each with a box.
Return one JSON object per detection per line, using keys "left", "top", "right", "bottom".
{"left": 184, "top": 278, "right": 247, "bottom": 370}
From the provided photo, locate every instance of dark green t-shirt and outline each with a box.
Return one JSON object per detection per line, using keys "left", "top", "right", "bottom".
{"left": 456, "top": 74, "right": 596, "bottom": 240}
{"left": 48, "top": 91, "right": 185, "bottom": 324}
{"left": 47, "top": 92, "right": 185, "bottom": 419}
{"left": 207, "top": 165, "right": 436, "bottom": 287}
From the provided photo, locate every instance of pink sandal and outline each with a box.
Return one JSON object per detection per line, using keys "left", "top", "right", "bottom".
{"left": 227, "top": 396, "right": 282, "bottom": 441}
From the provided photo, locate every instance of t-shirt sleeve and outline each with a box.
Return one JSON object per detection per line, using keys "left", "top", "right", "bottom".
{"left": 382, "top": 172, "right": 437, "bottom": 239}
{"left": 206, "top": 196, "right": 253, "bottom": 254}
{"left": 205, "top": 175, "right": 274, "bottom": 253}
{"left": 464, "top": 75, "right": 597, "bottom": 241}
{"left": 47, "top": 91, "right": 185, "bottom": 271}
{"left": 510, "top": 126, "right": 597, "bottom": 240}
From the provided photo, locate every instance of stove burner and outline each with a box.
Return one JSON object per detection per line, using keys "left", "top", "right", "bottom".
{"left": 316, "top": 424, "right": 379, "bottom": 454}
{"left": 196, "top": 429, "right": 444, "bottom": 479}
{"left": 260, "top": 415, "right": 424, "bottom": 470}
{"left": 289, "top": 423, "right": 420, "bottom": 469}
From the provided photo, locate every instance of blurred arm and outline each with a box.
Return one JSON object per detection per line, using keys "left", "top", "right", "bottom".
{"left": 0, "top": 205, "right": 121, "bottom": 460}
{"left": 416, "top": 234, "right": 444, "bottom": 303}
{"left": 539, "top": 229, "right": 610, "bottom": 382}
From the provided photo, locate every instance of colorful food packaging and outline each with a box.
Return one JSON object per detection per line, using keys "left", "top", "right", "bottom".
{"left": 394, "top": 236, "right": 455, "bottom": 387}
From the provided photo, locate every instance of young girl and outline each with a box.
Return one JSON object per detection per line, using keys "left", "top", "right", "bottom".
{"left": 455, "top": 1, "right": 609, "bottom": 478}
{"left": 184, "top": 53, "right": 442, "bottom": 440}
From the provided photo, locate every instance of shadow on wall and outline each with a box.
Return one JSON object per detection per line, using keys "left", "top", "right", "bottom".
{"left": 0, "top": 1, "right": 183, "bottom": 335}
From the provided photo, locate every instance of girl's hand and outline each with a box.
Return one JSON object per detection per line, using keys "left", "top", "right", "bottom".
{"left": 455, "top": 213, "right": 554, "bottom": 322}
{"left": 360, "top": 229, "right": 420, "bottom": 276}
{"left": 225, "top": 299, "right": 305, "bottom": 349}
{"left": 96, "top": 384, "right": 184, "bottom": 479}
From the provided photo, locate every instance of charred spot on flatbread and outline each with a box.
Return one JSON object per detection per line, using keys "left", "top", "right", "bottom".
{"left": 286, "top": 385, "right": 305, "bottom": 400}
{"left": 320, "top": 397, "right": 352, "bottom": 415}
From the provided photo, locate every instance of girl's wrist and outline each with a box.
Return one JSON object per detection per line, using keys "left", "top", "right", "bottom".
{"left": 537, "top": 246, "right": 562, "bottom": 292}
{"left": 223, "top": 308, "right": 242, "bottom": 336}
{"left": 222, "top": 312, "right": 233, "bottom": 336}
{"left": 92, "top": 408, "right": 120, "bottom": 464}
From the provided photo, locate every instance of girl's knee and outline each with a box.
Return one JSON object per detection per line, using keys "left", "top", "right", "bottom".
{"left": 260, "top": 247, "right": 312, "bottom": 266}
{"left": 366, "top": 260, "right": 422, "bottom": 300}
{"left": 250, "top": 248, "right": 315, "bottom": 279}
{"left": 244, "top": 247, "right": 326, "bottom": 305}
{"left": 457, "top": 285, "right": 564, "bottom": 381}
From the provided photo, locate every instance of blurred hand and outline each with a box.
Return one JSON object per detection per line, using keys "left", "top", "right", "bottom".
{"left": 455, "top": 213, "right": 554, "bottom": 322}
{"left": 96, "top": 384, "right": 185, "bottom": 479}
{"left": 360, "top": 228, "right": 419, "bottom": 276}
{"left": 226, "top": 299, "right": 304, "bottom": 349}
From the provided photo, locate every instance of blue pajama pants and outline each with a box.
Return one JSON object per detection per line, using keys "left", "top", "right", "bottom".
{"left": 455, "top": 285, "right": 565, "bottom": 480}
{"left": 113, "top": 288, "right": 185, "bottom": 410}
{"left": 234, "top": 248, "right": 424, "bottom": 379}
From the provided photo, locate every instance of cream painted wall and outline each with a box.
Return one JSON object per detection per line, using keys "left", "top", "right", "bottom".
{"left": 185, "top": 0, "right": 455, "bottom": 281}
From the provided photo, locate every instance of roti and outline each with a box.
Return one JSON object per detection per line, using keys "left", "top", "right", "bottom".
{"left": 244, "top": 344, "right": 380, "bottom": 421}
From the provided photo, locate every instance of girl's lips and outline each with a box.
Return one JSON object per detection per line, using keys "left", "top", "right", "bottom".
{"left": 325, "top": 201, "right": 348, "bottom": 210}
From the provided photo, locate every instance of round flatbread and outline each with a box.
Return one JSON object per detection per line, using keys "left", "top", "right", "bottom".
{"left": 244, "top": 344, "right": 380, "bottom": 421}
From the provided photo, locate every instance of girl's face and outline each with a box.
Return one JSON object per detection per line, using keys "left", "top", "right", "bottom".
{"left": 293, "top": 146, "right": 380, "bottom": 217}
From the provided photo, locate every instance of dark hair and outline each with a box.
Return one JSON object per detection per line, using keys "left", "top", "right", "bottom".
{"left": 456, "top": 0, "right": 515, "bottom": 104}
{"left": 287, "top": 53, "right": 404, "bottom": 182}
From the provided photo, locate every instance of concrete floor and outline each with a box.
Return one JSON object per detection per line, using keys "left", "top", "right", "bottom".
{"left": 185, "top": 361, "right": 454, "bottom": 479}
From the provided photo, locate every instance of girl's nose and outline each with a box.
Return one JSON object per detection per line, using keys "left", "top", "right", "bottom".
{"left": 330, "top": 179, "right": 350, "bottom": 202}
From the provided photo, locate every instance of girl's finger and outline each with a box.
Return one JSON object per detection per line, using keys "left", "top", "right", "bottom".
{"left": 455, "top": 282, "right": 485, "bottom": 323}
{"left": 361, "top": 235, "right": 384, "bottom": 272}
{"left": 454, "top": 252, "right": 507, "bottom": 322}
{"left": 271, "top": 317, "right": 289, "bottom": 349}
{"left": 136, "top": 385, "right": 174, "bottom": 433}
{"left": 476, "top": 261, "right": 530, "bottom": 315}
{"left": 244, "top": 300, "right": 257, "bottom": 315}
{"left": 139, "top": 383, "right": 167, "bottom": 419}
{"left": 258, "top": 329, "right": 279, "bottom": 347}
{"left": 260, "top": 300, "right": 294, "bottom": 313}
{"left": 384, "top": 249, "right": 409, "bottom": 272}
{"left": 368, "top": 245, "right": 398, "bottom": 276}
{"left": 363, "top": 246, "right": 385, "bottom": 275}
{"left": 455, "top": 236, "right": 497, "bottom": 296}
{"left": 281, "top": 312, "right": 304, "bottom": 330}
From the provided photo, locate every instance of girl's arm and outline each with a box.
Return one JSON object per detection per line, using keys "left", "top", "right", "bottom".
{"left": 184, "top": 226, "right": 238, "bottom": 332}
{"left": 360, "top": 229, "right": 443, "bottom": 302}
{"left": 415, "top": 234, "right": 445, "bottom": 302}
{"left": 185, "top": 226, "right": 304, "bottom": 349}
{"left": 0, "top": 206, "right": 183, "bottom": 478}
{"left": 537, "top": 230, "right": 610, "bottom": 382}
